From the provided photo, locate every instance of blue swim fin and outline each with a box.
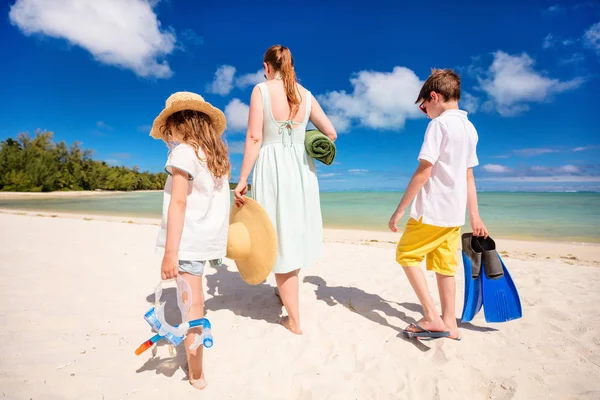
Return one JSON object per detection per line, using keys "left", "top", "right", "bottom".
{"left": 478, "top": 236, "right": 522, "bottom": 323}
{"left": 460, "top": 233, "right": 484, "bottom": 323}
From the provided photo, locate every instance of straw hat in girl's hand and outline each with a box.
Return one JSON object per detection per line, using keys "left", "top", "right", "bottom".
{"left": 149, "top": 91, "right": 227, "bottom": 138}
{"left": 226, "top": 196, "right": 278, "bottom": 285}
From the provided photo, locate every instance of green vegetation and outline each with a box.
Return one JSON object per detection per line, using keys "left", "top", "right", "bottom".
{"left": 0, "top": 131, "right": 167, "bottom": 192}
{"left": 0, "top": 130, "right": 248, "bottom": 192}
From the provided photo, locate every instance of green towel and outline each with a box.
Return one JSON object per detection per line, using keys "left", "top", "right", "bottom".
{"left": 305, "top": 129, "right": 336, "bottom": 165}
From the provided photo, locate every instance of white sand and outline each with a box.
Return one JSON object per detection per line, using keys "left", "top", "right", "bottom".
{"left": 1, "top": 212, "right": 599, "bottom": 399}
{"left": 0, "top": 190, "right": 161, "bottom": 200}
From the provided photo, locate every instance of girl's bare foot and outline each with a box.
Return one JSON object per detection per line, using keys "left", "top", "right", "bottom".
{"left": 280, "top": 316, "right": 302, "bottom": 335}
{"left": 189, "top": 376, "right": 207, "bottom": 390}
{"left": 184, "top": 364, "right": 207, "bottom": 390}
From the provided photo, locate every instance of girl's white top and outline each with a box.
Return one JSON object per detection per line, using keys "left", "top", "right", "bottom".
{"left": 156, "top": 143, "right": 230, "bottom": 261}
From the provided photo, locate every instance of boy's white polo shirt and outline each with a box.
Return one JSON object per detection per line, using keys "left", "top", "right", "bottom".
{"left": 409, "top": 109, "right": 479, "bottom": 228}
{"left": 156, "top": 143, "right": 230, "bottom": 261}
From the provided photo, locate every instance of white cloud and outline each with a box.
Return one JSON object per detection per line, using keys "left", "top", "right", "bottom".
{"left": 478, "top": 164, "right": 591, "bottom": 182}
{"left": 542, "top": 31, "right": 579, "bottom": 51}
{"left": 318, "top": 67, "right": 423, "bottom": 132}
{"left": 505, "top": 146, "right": 597, "bottom": 158}
{"left": 544, "top": 5, "right": 564, "bottom": 15}
{"left": 543, "top": 34, "right": 555, "bottom": 49}
{"left": 560, "top": 53, "right": 585, "bottom": 65}
{"left": 479, "top": 176, "right": 600, "bottom": 183}
{"left": 482, "top": 164, "right": 513, "bottom": 173}
{"left": 180, "top": 29, "right": 203, "bottom": 46}
{"left": 461, "top": 92, "right": 480, "bottom": 114}
{"left": 96, "top": 121, "right": 113, "bottom": 131}
{"left": 224, "top": 98, "right": 249, "bottom": 132}
{"left": 207, "top": 66, "right": 264, "bottom": 96}
{"left": 556, "top": 165, "right": 580, "bottom": 173}
{"left": 513, "top": 148, "right": 558, "bottom": 157}
{"left": 573, "top": 146, "right": 595, "bottom": 152}
{"left": 207, "top": 65, "right": 236, "bottom": 96}
{"left": 226, "top": 140, "right": 246, "bottom": 155}
{"left": 236, "top": 70, "right": 264, "bottom": 88}
{"left": 517, "top": 164, "right": 580, "bottom": 174}
{"left": 477, "top": 51, "right": 584, "bottom": 116}
{"left": 319, "top": 173, "right": 339, "bottom": 178}
{"left": 584, "top": 22, "right": 600, "bottom": 55}
{"left": 327, "top": 114, "right": 352, "bottom": 133}
{"left": 348, "top": 169, "right": 368, "bottom": 174}
{"left": 9, "top": 0, "right": 176, "bottom": 79}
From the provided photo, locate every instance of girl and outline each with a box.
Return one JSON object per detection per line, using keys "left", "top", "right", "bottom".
{"left": 233, "top": 45, "right": 337, "bottom": 335}
{"left": 150, "top": 91, "right": 230, "bottom": 389}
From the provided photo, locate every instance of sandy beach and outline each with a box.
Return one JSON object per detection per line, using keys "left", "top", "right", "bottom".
{"left": 0, "top": 190, "right": 162, "bottom": 200}
{"left": 1, "top": 210, "right": 599, "bottom": 399}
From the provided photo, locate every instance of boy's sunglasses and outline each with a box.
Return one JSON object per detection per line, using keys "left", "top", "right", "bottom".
{"left": 419, "top": 97, "right": 430, "bottom": 114}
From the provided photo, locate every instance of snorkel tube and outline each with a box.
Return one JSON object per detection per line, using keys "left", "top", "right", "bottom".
{"left": 135, "top": 277, "right": 214, "bottom": 356}
{"left": 135, "top": 317, "right": 213, "bottom": 355}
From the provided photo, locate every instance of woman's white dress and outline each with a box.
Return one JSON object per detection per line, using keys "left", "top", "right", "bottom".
{"left": 251, "top": 82, "right": 323, "bottom": 274}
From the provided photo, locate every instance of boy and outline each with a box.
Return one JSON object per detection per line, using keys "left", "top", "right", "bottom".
{"left": 388, "top": 69, "right": 488, "bottom": 340}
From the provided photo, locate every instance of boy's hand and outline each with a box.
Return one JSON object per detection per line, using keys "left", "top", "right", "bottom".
{"left": 388, "top": 209, "right": 404, "bottom": 232}
{"left": 470, "top": 216, "right": 489, "bottom": 238}
{"left": 161, "top": 253, "right": 179, "bottom": 280}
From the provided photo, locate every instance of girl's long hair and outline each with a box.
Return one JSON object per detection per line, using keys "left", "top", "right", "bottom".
{"left": 159, "top": 110, "right": 230, "bottom": 178}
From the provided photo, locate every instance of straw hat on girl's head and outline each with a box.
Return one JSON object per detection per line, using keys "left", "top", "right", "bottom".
{"left": 226, "top": 196, "right": 278, "bottom": 285}
{"left": 150, "top": 91, "right": 227, "bottom": 139}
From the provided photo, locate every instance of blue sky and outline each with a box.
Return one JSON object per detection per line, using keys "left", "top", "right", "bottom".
{"left": 1, "top": 0, "right": 599, "bottom": 191}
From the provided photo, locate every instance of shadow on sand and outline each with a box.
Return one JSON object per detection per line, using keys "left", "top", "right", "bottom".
{"left": 136, "top": 263, "right": 284, "bottom": 376}
{"left": 304, "top": 276, "right": 434, "bottom": 351}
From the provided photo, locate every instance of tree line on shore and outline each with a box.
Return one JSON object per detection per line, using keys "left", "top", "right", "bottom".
{"left": 0, "top": 130, "right": 246, "bottom": 192}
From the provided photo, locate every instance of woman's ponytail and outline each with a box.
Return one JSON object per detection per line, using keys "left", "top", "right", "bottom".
{"left": 264, "top": 45, "right": 302, "bottom": 119}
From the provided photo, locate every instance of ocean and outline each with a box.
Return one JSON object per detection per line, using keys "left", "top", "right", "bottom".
{"left": 1, "top": 191, "right": 599, "bottom": 243}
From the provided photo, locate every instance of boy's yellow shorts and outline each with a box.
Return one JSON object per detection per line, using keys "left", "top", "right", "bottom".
{"left": 396, "top": 218, "right": 461, "bottom": 276}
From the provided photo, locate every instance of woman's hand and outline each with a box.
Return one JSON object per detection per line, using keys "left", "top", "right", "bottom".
{"left": 233, "top": 180, "right": 248, "bottom": 207}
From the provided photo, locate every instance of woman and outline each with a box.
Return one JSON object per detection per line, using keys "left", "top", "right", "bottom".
{"left": 233, "top": 45, "right": 337, "bottom": 335}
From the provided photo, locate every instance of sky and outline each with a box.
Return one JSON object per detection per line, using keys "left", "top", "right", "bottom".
{"left": 1, "top": 0, "right": 599, "bottom": 192}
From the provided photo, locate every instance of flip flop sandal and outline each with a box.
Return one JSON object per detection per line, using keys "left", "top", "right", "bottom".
{"left": 402, "top": 323, "right": 451, "bottom": 339}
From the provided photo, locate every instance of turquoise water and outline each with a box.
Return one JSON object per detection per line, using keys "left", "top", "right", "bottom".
{"left": 1, "top": 191, "right": 599, "bottom": 243}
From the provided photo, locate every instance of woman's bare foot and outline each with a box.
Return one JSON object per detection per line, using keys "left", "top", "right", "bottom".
{"left": 280, "top": 316, "right": 302, "bottom": 335}
{"left": 189, "top": 376, "right": 207, "bottom": 390}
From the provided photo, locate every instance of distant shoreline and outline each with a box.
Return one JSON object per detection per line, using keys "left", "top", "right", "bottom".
{"left": 0, "top": 190, "right": 162, "bottom": 200}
